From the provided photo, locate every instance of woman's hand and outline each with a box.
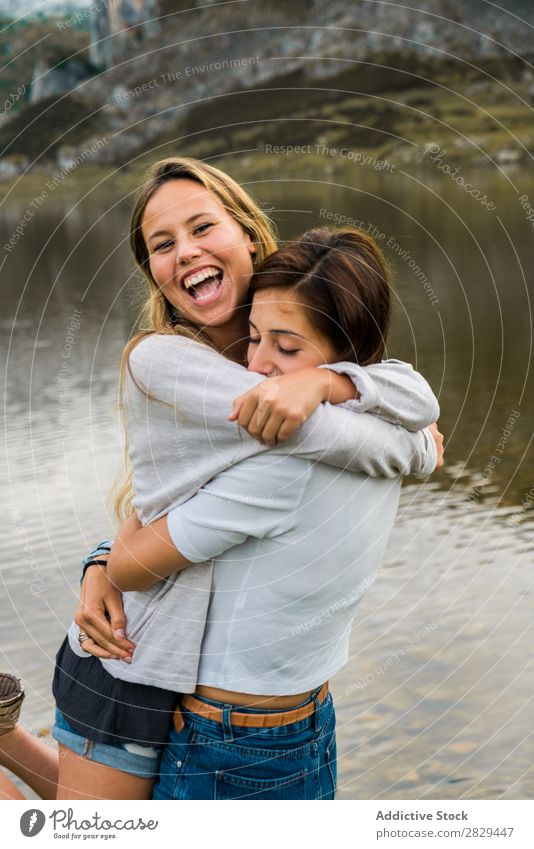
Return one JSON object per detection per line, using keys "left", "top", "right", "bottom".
{"left": 229, "top": 368, "right": 358, "bottom": 445}
{"left": 75, "top": 558, "right": 136, "bottom": 661}
{"left": 428, "top": 422, "right": 444, "bottom": 470}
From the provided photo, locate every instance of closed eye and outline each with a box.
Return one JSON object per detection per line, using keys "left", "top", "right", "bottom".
{"left": 248, "top": 336, "right": 300, "bottom": 355}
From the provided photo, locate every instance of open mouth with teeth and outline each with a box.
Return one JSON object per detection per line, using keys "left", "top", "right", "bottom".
{"left": 182, "top": 266, "right": 224, "bottom": 304}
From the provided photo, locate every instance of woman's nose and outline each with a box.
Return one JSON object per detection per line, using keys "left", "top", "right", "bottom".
{"left": 248, "top": 346, "right": 274, "bottom": 376}
{"left": 176, "top": 232, "right": 201, "bottom": 265}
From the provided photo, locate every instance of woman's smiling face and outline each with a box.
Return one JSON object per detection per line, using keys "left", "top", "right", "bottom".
{"left": 247, "top": 288, "right": 338, "bottom": 376}
{"left": 141, "top": 179, "right": 256, "bottom": 327}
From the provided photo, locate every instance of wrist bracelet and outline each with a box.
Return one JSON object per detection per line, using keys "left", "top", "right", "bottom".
{"left": 80, "top": 540, "right": 113, "bottom": 584}
{"left": 80, "top": 558, "right": 109, "bottom": 584}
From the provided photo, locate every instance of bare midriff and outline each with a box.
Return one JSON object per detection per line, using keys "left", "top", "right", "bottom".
{"left": 194, "top": 684, "right": 316, "bottom": 709}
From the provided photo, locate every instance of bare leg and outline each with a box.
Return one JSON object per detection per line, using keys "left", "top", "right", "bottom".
{"left": 0, "top": 768, "right": 25, "bottom": 799}
{"left": 56, "top": 745, "right": 154, "bottom": 800}
{"left": 0, "top": 726, "right": 58, "bottom": 799}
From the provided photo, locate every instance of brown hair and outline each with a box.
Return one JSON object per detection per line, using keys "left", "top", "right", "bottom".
{"left": 113, "top": 157, "right": 278, "bottom": 521}
{"left": 249, "top": 227, "right": 392, "bottom": 366}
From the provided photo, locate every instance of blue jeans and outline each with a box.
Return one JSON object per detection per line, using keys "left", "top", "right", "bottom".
{"left": 153, "top": 686, "right": 337, "bottom": 800}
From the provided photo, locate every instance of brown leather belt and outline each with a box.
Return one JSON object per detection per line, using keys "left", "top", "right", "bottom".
{"left": 173, "top": 683, "right": 329, "bottom": 732}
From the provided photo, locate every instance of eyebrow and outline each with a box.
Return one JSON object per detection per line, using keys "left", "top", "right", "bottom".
{"left": 249, "top": 320, "right": 308, "bottom": 341}
{"left": 146, "top": 213, "right": 213, "bottom": 242}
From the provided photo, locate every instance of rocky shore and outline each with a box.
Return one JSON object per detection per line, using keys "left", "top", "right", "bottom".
{"left": 0, "top": 0, "right": 533, "bottom": 189}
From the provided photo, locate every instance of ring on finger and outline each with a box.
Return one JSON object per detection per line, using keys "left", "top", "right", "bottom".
{"left": 78, "top": 632, "right": 90, "bottom": 645}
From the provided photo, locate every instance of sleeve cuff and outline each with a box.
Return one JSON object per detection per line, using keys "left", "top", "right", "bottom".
{"left": 165, "top": 512, "right": 214, "bottom": 564}
{"left": 318, "top": 363, "right": 380, "bottom": 412}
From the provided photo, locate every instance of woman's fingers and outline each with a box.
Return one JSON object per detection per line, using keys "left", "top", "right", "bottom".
{"left": 79, "top": 634, "right": 132, "bottom": 663}
{"left": 231, "top": 385, "right": 302, "bottom": 443}
{"left": 75, "top": 610, "right": 133, "bottom": 659}
{"left": 81, "top": 624, "right": 132, "bottom": 661}
{"left": 79, "top": 637, "right": 115, "bottom": 660}
{"left": 247, "top": 404, "right": 273, "bottom": 440}
{"left": 228, "top": 396, "right": 243, "bottom": 422}
{"left": 77, "top": 564, "right": 135, "bottom": 653}
{"left": 232, "top": 386, "right": 279, "bottom": 432}
{"left": 235, "top": 393, "right": 260, "bottom": 431}
{"left": 258, "top": 412, "right": 285, "bottom": 445}
{"left": 236, "top": 402, "right": 301, "bottom": 444}
{"left": 428, "top": 422, "right": 444, "bottom": 469}
{"left": 104, "top": 595, "right": 135, "bottom": 648}
{"left": 258, "top": 408, "right": 304, "bottom": 444}
{"left": 276, "top": 414, "right": 303, "bottom": 443}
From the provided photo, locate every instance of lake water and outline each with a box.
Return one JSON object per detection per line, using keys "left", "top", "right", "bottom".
{"left": 1, "top": 164, "right": 533, "bottom": 799}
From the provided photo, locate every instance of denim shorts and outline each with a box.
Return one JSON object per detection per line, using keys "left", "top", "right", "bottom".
{"left": 52, "top": 709, "right": 163, "bottom": 779}
{"left": 152, "top": 686, "right": 337, "bottom": 800}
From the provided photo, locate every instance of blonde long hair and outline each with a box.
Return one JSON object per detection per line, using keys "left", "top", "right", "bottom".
{"left": 113, "top": 157, "right": 278, "bottom": 521}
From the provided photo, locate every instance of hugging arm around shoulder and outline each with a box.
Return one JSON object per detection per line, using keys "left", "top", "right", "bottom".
{"left": 126, "top": 335, "right": 438, "bottom": 523}
{"left": 108, "top": 456, "right": 308, "bottom": 592}
{"left": 107, "top": 513, "right": 191, "bottom": 592}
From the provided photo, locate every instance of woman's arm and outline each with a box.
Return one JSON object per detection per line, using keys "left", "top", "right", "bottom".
{"left": 108, "top": 455, "right": 310, "bottom": 593}
{"left": 229, "top": 360, "right": 439, "bottom": 444}
{"left": 94, "top": 422, "right": 443, "bottom": 618}
{"left": 127, "top": 335, "right": 441, "bottom": 526}
{"left": 331, "top": 360, "right": 440, "bottom": 431}
{"left": 107, "top": 514, "right": 192, "bottom": 592}
{"left": 228, "top": 367, "right": 357, "bottom": 444}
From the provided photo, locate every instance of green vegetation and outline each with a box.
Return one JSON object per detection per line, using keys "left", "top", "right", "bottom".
{"left": 133, "top": 57, "right": 534, "bottom": 181}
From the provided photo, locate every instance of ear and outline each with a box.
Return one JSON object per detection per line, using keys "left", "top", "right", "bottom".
{"left": 246, "top": 234, "right": 256, "bottom": 257}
